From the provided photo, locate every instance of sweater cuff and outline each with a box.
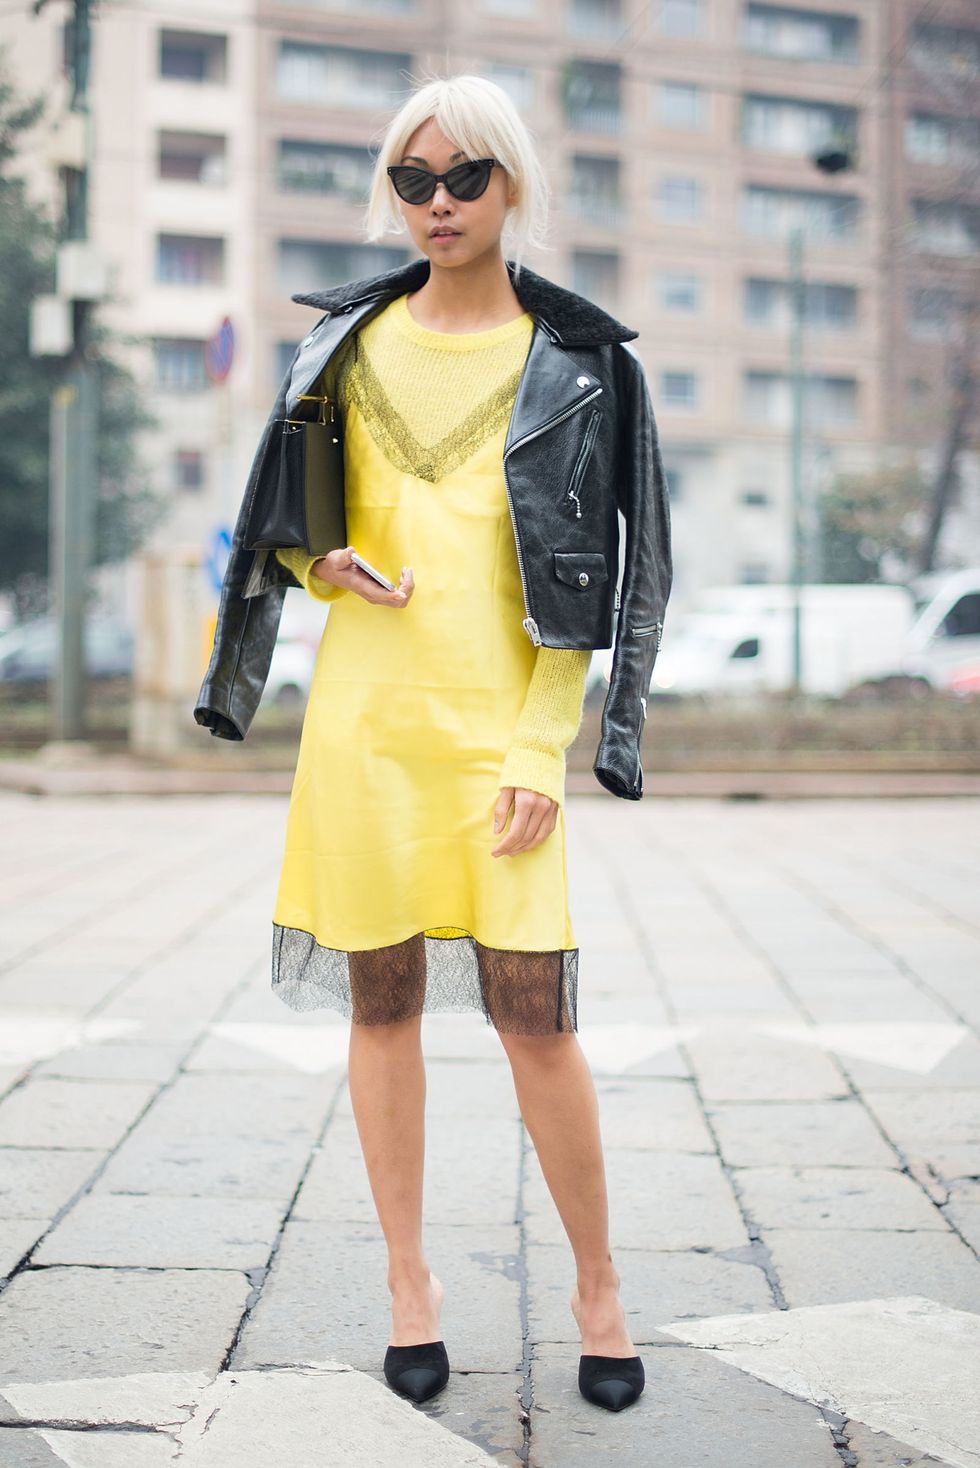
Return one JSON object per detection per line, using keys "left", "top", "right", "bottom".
{"left": 274, "top": 546, "right": 348, "bottom": 603}
{"left": 498, "top": 744, "right": 567, "bottom": 807}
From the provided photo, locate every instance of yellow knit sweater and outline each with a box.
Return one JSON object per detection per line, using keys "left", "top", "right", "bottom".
{"left": 275, "top": 293, "right": 592, "bottom": 806}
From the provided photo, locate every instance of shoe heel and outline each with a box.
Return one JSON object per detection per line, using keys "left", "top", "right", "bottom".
{"left": 578, "top": 1353, "right": 645, "bottom": 1411}
{"left": 383, "top": 1340, "right": 450, "bottom": 1403}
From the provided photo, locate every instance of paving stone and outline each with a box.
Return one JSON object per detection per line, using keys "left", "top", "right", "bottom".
{"left": 23, "top": 1427, "right": 176, "bottom": 1466}
{"left": 733, "top": 1166, "right": 947, "bottom": 1232}
{"left": 841, "top": 1417, "right": 952, "bottom": 1467}
{"left": 527, "top": 1341, "right": 842, "bottom": 1467}
{"left": 294, "top": 1114, "right": 520, "bottom": 1230}
{"left": 592, "top": 1078, "right": 714, "bottom": 1152}
{"left": 708, "top": 1099, "right": 897, "bottom": 1168}
{"left": 0, "top": 1427, "right": 72, "bottom": 1466}
{"left": 94, "top": 1130, "right": 310, "bottom": 1201}
{"left": 862, "top": 1088, "right": 980, "bottom": 1179}
{"left": 0, "top": 1149, "right": 105, "bottom": 1220}
{"left": 334, "top": 1059, "right": 521, "bottom": 1122}
{"left": 423, "top": 1370, "right": 524, "bottom": 1467}
{"left": 686, "top": 1030, "right": 848, "bottom": 1102}
{"left": 32, "top": 1194, "right": 284, "bottom": 1270}
{"left": 0, "top": 1220, "right": 47, "bottom": 1280}
{"left": 234, "top": 1220, "right": 523, "bottom": 1374}
{"left": 765, "top": 1227, "right": 980, "bottom": 1313}
{"left": 523, "top": 1147, "right": 748, "bottom": 1251}
{"left": 526, "top": 1241, "right": 774, "bottom": 1346}
{"left": 0, "top": 1079, "right": 157, "bottom": 1150}
{"left": 0, "top": 1267, "right": 250, "bottom": 1383}
{"left": 33, "top": 1043, "right": 187, "bottom": 1083}
{"left": 132, "top": 1072, "right": 336, "bottom": 1144}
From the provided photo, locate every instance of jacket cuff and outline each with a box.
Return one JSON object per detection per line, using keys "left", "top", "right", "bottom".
{"left": 274, "top": 546, "right": 348, "bottom": 603}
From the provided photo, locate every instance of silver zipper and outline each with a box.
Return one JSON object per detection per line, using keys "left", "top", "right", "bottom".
{"left": 503, "top": 386, "right": 604, "bottom": 644}
{"left": 566, "top": 407, "right": 602, "bottom": 520}
{"left": 631, "top": 619, "right": 664, "bottom": 650}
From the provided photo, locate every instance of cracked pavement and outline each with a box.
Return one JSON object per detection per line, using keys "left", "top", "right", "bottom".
{"left": 0, "top": 792, "right": 978, "bottom": 1466}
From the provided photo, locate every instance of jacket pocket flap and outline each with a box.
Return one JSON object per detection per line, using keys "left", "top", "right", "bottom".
{"left": 553, "top": 551, "right": 609, "bottom": 589}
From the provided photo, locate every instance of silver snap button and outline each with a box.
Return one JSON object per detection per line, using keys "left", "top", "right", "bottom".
{"left": 576, "top": 375, "right": 590, "bottom": 387}
{"left": 302, "top": 334, "right": 315, "bottom": 346}
{"left": 578, "top": 571, "right": 590, "bottom": 587}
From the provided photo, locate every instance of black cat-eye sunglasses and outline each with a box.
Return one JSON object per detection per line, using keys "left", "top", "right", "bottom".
{"left": 386, "top": 158, "right": 500, "bottom": 204}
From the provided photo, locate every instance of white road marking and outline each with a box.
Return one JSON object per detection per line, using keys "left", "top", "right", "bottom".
{"left": 0, "top": 1015, "right": 141, "bottom": 1066}
{"left": 576, "top": 1023, "right": 702, "bottom": 1072}
{"left": 209, "top": 1023, "right": 350, "bottom": 1074}
{"left": 657, "top": 1295, "right": 980, "bottom": 1468}
{"left": 759, "top": 1021, "right": 968, "bottom": 1075}
{"left": 1, "top": 1362, "right": 497, "bottom": 1467}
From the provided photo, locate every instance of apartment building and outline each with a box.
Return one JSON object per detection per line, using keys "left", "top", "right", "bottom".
{"left": 5, "top": 0, "right": 978, "bottom": 613}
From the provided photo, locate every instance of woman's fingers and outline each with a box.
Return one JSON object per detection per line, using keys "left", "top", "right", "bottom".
{"left": 491, "top": 788, "right": 557, "bottom": 857}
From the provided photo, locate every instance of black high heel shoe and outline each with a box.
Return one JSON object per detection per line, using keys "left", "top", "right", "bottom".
{"left": 578, "top": 1352, "right": 645, "bottom": 1411}
{"left": 383, "top": 1340, "right": 450, "bottom": 1403}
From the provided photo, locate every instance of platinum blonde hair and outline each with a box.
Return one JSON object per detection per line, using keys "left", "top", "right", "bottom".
{"left": 363, "top": 72, "right": 552, "bottom": 282}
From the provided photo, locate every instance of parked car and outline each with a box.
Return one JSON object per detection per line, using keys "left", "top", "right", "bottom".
{"left": 0, "top": 616, "right": 133, "bottom": 683}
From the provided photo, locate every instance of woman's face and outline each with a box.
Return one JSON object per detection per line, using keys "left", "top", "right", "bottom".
{"left": 392, "top": 117, "right": 517, "bottom": 269}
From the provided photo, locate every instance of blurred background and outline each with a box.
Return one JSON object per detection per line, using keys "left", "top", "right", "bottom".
{"left": 0, "top": 0, "right": 978, "bottom": 785}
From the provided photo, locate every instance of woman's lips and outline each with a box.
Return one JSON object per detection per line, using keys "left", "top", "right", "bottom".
{"left": 431, "top": 231, "right": 460, "bottom": 241}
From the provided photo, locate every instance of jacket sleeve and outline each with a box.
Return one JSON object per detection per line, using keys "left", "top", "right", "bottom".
{"left": 593, "top": 345, "right": 672, "bottom": 799}
{"left": 193, "top": 350, "right": 301, "bottom": 741}
{"left": 497, "top": 647, "right": 592, "bottom": 806}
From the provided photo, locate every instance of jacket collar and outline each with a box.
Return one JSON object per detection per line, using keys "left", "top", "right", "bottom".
{"left": 291, "top": 256, "right": 638, "bottom": 348}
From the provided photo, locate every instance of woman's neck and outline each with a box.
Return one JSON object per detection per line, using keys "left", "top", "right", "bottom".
{"left": 406, "top": 250, "right": 525, "bottom": 334}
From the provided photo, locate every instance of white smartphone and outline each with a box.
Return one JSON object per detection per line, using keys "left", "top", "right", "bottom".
{"left": 350, "top": 550, "right": 397, "bottom": 592}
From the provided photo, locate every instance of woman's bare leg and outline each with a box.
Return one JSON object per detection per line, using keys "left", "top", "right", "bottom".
{"left": 347, "top": 1014, "right": 444, "bottom": 1346}
{"left": 497, "top": 1030, "right": 635, "bottom": 1356}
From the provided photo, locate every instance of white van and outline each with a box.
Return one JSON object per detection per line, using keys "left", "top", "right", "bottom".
{"left": 902, "top": 568, "right": 980, "bottom": 692}
{"left": 641, "top": 583, "right": 917, "bottom": 697}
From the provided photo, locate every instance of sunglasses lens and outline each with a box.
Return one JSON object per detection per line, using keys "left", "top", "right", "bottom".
{"left": 392, "top": 167, "right": 435, "bottom": 203}
{"left": 446, "top": 161, "right": 491, "bottom": 199}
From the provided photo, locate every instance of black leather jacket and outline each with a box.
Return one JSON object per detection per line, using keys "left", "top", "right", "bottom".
{"left": 193, "top": 256, "right": 672, "bottom": 799}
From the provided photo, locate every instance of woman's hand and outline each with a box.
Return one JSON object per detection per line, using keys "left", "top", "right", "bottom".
{"left": 490, "top": 787, "right": 558, "bottom": 857}
{"left": 311, "top": 545, "right": 414, "bottom": 607}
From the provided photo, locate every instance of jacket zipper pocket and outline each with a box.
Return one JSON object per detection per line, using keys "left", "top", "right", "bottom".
{"left": 631, "top": 620, "right": 664, "bottom": 650}
{"left": 565, "top": 407, "right": 601, "bottom": 519}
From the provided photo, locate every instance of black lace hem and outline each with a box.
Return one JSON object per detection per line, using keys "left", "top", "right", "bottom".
{"left": 271, "top": 923, "right": 578, "bottom": 1034}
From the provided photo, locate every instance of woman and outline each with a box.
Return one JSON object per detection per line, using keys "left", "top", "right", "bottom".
{"left": 196, "top": 73, "right": 672, "bottom": 1415}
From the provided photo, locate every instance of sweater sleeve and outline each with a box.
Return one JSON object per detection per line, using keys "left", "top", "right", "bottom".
{"left": 497, "top": 647, "right": 592, "bottom": 807}
{"left": 274, "top": 546, "right": 349, "bottom": 603}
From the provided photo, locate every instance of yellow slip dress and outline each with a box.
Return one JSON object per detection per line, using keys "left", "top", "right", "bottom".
{"left": 271, "top": 292, "right": 578, "bottom": 1033}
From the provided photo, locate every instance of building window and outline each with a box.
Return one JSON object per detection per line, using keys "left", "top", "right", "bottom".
{"left": 275, "top": 0, "right": 414, "bottom": 10}
{"left": 744, "top": 277, "right": 857, "bottom": 329}
{"left": 743, "top": 5, "right": 859, "bottom": 64}
{"left": 907, "top": 285, "right": 958, "bottom": 342}
{"left": 156, "top": 234, "right": 225, "bottom": 285}
{"left": 478, "top": 0, "right": 538, "bottom": 13}
{"left": 907, "top": 113, "right": 980, "bottom": 167}
{"left": 742, "top": 185, "right": 859, "bottom": 241}
{"left": 158, "top": 131, "right": 226, "bottom": 185}
{"left": 661, "top": 371, "right": 697, "bottom": 408}
{"left": 743, "top": 369, "right": 858, "bottom": 427}
{"left": 175, "top": 448, "right": 205, "bottom": 491}
{"left": 278, "top": 240, "right": 408, "bottom": 295}
{"left": 657, "top": 271, "right": 701, "bottom": 312}
{"left": 910, "top": 22, "right": 980, "bottom": 78}
{"left": 741, "top": 489, "right": 770, "bottom": 507}
{"left": 276, "top": 43, "right": 410, "bottom": 108}
{"left": 277, "top": 140, "right": 373, "bottom": 199}
{"left": 657, "top": 0, "right": 704, "bottom": 38}
{"left": 481, "top": 64, "right": 534, "bottom": 110}
{"left": 154, "top": 339, "right": 208, "bottom": 392}
{"left": 657, "top": 81, "right": 705, "bottom": 130}
{"left": 739, "top": 562, "right": 771, "bottom": 584}
{"left": 568, "top": 154, "right": 623, "bottom": 227}
{"left": 159, "top": 30, "right": 227, "bottom": 83}
{"left": 656, "top": 176, "right": 703, "bottom": 222}
{"left": 742, "top": 94, "right": 857, "bottom": 155}
{"left": 570, "top": 249, "right": 620, "bottom": 311}
{"left": 568, "top": 0, "right": 622, "bottom": 38}
{"left": 911, "top": 199, "right": 980, "bottom": 256}
{"left": 562, "top": 59, "right": 622, "bottom": 133}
